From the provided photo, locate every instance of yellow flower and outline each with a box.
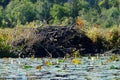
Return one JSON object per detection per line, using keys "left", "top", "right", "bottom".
{"left": 106, "top": 59, "right": 112, "bottom": 63}
{"left": 72, "top": 59, "right": 81, "bottom": 65}
{"left": 45, "top": 61, "right": 52, "bottom": 66}
{"left": 111, "top": 55, "right": 119, "bottom": 61}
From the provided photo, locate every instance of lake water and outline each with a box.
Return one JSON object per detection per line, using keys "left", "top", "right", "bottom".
{"left": 0, "top": 56, "right": 120, "bottom": 80}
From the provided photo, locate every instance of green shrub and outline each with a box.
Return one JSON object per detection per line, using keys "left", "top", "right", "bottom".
{"left": 0, "top": 28, "right": 17, "bottom": 57}
{"left": 85, "top": 25, "right": 120, "bottom": 52}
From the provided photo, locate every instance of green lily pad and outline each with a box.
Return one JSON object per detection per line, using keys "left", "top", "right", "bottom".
{"left": 110, "top": 65, "right": 117, "bottom": 69}
{"left": 23, "top": 65, "right": 33, "bottom": 69}
{"left": 58, "top": 59, "right": 64, "bottom": 63}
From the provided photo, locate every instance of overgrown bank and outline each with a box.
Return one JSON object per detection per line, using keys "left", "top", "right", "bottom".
{"left": 0, "top": 25, "right": 120, "bottom": 58}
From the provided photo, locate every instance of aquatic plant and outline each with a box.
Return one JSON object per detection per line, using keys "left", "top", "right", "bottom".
{"left": 110, "top": 65, "right": 120, "bottom": 70}
{"left": 45, "top": 60, "right": 52, "bottom": 66}
{"left": 110, "top": 55, "right": 119, "bottom": 61}
{"left": 71, "top": 59, "right": 82, "bottom": 65}
{"left": 106, "top": 54, "right": 119, "bottom": 64}
{"left": 23, "top": 65, "right": 33, "bottom": 69}
{"left": 72, "top": 50, "right": 81, "bottom": 58}
{"left": 36, "top": 65, "right": 42, "bottom": 71}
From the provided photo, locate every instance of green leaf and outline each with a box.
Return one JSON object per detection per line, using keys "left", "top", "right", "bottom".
{"left": 23, "top": 65, "right": 33, "bottom": 69}
{"left": 110, "top": 65, "right": 117, "bottom": 69}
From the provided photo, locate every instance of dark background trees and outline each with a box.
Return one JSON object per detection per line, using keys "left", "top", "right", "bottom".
{"left": 0, "top": 0, "right": 119, "bottom": 27}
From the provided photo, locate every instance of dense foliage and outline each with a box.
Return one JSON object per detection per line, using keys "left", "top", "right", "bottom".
{"left": 0, "top": 0, "right": 120, "bottom": 27}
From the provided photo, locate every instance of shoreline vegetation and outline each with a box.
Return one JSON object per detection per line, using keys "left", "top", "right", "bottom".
{"left": 0, "top": 23, "right": 120, "bottom": 58}
{"left": 0, "top": 0, "right": 120, "bottom": 57}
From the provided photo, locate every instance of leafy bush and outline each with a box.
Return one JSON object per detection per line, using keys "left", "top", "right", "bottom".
{"left": 85, "top": 25, "right": 120, "bottom": 52}
{"left": 105, "top": 26, "right": 120, "bottom": 49}
{"left": 0, "top": 28, "right": 17, "bottom": 57}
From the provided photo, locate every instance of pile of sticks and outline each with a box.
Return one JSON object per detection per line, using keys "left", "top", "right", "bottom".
{"left": 12, "top": 26, "right": 96, "bottom": 57}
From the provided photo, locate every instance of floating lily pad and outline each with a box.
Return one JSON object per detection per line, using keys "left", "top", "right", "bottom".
{"left": 23, "top": 65, "right": 33, "bottom": 69}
